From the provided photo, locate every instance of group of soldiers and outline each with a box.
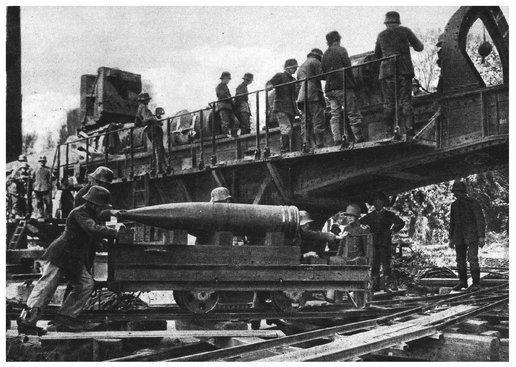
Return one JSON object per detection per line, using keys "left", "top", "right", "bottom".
{"left": 7, "top": 154, "right": 54, "bottom": 220}
{"left": 212, "top": 11, "right": 424, "bottom": 152}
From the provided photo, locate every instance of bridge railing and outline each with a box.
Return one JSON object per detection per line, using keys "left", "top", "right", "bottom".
{"left": 54, "top": 55, "right": 403, "bottom": 182}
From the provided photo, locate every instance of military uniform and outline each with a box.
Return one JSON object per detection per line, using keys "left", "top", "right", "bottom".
{"left": 21, "top": 201, "right": 117, "bottom": 330}
{"left": 268, "top": 71, "right": 298, "bottom": 136}
{"left": 375, "top": 16, "right": 424, "bottom": 137}
{"left": 297, "top": 50, "right": 326, "bottom": 148}
{"left": 235, "top": 82, "right": 251, "bottom": 134}
{"left": 321, "top": 41, "right": 364, "bottom": 144}
{"left": 10, "top": 164, "right": 33, "bottom": 218}
{"left": 449, "top": 196, "right": 485, "bottom": 289}
{"left": 33, "top": 163, "right": 53, "bottom": 218}
{"left": 135, "top": 100, "right": 167, "bottom": 173}
{"left": 337, "top": 221, "right": 370, "bottom": 264}
{"left": 360, "top": 208, "right": 404, "bottom": 289}
{"left": 215, "top": 81, "right": 239, "bottom": 135}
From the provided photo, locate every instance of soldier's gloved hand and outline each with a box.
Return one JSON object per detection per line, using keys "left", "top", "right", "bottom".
{"left": 478, "top": 237, "right": 485, "bottom": 248}
{"left": 448, "top": 239, "right": 455, "bottom": 249}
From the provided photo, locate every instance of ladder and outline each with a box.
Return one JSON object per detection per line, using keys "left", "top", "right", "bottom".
{"left": 9, "top": 220, "right": 27, "bottom": 249}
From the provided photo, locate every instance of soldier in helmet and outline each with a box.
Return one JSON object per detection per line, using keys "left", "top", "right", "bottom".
{"left": 360, "top": 191, "right": 405, "bottom": 292}
{"left": 375, "top": 11, "right": 424, "bottom": 141}
{"left": 216, "top": 72, "right": 239, "bottom": 137}
{"left": 235, "top": 73, "right": 254, "bottom": 135}
{"left": 17, "top": 186, "right": 119, "bottom": 335}
{"left": 135, "top": 92, "right": 167, "bottom": 174}
{"left": 298, "top": 210, "right": 342, "bottom": 260}
{"left": 210, "top": 186, "right": 232, "bottom": 203}
{"left": 321, "top": 30, "right": 364, "bottom": 147}
{"left": 9, "top": 154, "right": 34, "bottom": 218}
{"left": 449, "top": 181, "right": 485, "bottom": 291}
{"left": 297, "top": 48, "right": 327, "bottom": 149}
{"left": 32, "top": 155, "right": 53, "bottom": 218}
{"left": 337, "top": 203, "right": 370, "bottom": 262}
{"left": 74, "top": 166, "right": 114, "bottom": 208}
{"left": 267, "top": 59, "right": 300, "bottom": 153}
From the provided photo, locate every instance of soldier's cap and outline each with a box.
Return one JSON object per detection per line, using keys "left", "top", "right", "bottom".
{"left": 384, "top": 11, "right": 401, "bottom": 24}
{"left": 18, "top": 154, "right": 27, "bottom": 162}
{"left": 83, "top": 185, "right": 113, "bottom": 209}
{"left": 370, "top": 191, "right": 389, "bottom": 204}
{"left": 220, "top": 71, "right": 232, "bottom": 80}
{"left": 89, "top": 166, "right": 114, "bottom": 184}
{"left": 243, "top": 73, "right": 254, "bottom": 81}
{"left": 326, "top": 30, "right": 341, "bottom": 45}
{"left": 299, "top": 210, "right": 315, "bottom": 226}
{"left": 138, "top": 92, "right": 151, "bottom": 101}
{"left": 344, "top": 203, "right": 362, "bottom": 217}
{"left": 38, "top": 155, "right": 47, "bottom": 163}
{"left": 210, "top": 187, "right": 232, "bottom": 202}
{"left": 451, "top": 180, "right": 467, "bottom": 192}
{"left": 284, "top": 58, "right": 299, "bottom": 69}
{"left": 307, "top": 48, "right": 324, "bottom": 61}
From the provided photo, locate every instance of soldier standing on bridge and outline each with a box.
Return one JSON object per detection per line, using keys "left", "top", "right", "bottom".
{"left": 17, "top": 186, "right": 119, "bottom": 334}
{"left": 449, "top": 181, "right": 485, "bottom": 292}
{"left": 375, "top": 11, "right": 424, "bottom": 141}
{"left": 135, "top": 92, "right": 167, "bottom": 174}
{"left": 216, "top": 72, "right": 239, "bottom": 137}
{"left": 268, "top": 59, "right": 300, "bottom": 153}
{"left": 360, "top": 191, "right": 405, "bottom": 292}
{"left": 234, "top": 73, "right": 254, "bottom": 135}
{"left": 9, "top": 154, "right": 34, "bottom": 218}
{"left": 32, "top": 155, "right": 53, "bottom": 219}
{"left": 321, "top": 31, "right": 364, "bottom": 147}
{"left": 297, "top": 48, "right": 327, "bottom": 149}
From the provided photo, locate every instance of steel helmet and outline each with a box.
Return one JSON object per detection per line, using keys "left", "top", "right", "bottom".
{"left": 242, "top": 73, "right": 254, "bottom": 81}
{"left": 326, "top": 30, "right": 341, "bottom": 45}
{"left": 210, "top": 187, "right": 232, "bottom": 202}
{"left": 299, "top": 210, "right": 315, "bottom": 226}
{"left": 384, "top": 11, "right": 401, "bottom": 24}
{"left": 83, "top": 185, "right": 113, "bottom": 209}
{"left": 89, "top": 166, "right": 114, "bottom": 184}
{"left": 38, "top": 155, "right": 47, "bottom": 163}
{"left": 138, "top": 92, "right": 151, "bottom": 101}
{"left": 220, "top": 71, "right": 232, "bottom": 80}
{"left": 344, "top": 203, "right": 361, "bottom": 217}
{"left": 451, "top": 180, "right": 467, "bottom": 193}
{"left": 307, "top": 48, "right": 324, "bottom": 61}
{"left": 284, "top": 59, "right": 299, "bottom": 69}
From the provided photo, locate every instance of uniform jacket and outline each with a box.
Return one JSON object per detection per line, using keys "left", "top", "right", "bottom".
{"left": 10, "top": 166, "right": 33, "bottom": 194}
{"left": 374, "top": 26, "right": 424, "bottom": 80}
{"left": 449, "top": 196, "right": 486, "bottom": 245}
{"left": 42, "top": 204, "right": 117, "bottom": 278}
{"left": 296, "top": 57, "right": 325, "bottom": 104}
{"left": 268, "top": 72, "right": 298, "bottom": 116}
{"left": 33, "top": 165, "right": 52, "bottom": 192}
{"left": 235, "top": 82, "right": 251, "bottom": 115}
{"left": 74, "top": 183, "right": 92, "bottom": 208}
{"left": 360, "top": 209, "right": 405, "bottom": 248}
{"left": 321, "top": 45, "right": 356, "bottom": 92}
{"left": 337, "top": 221, "right": 370, "bottom": 257}
{"left": 215, "top": 83, "right": 234, "bottom": 112}
{"left": 299, "top": 228, "right": 338, "bottom": 257}
{"left": 135, "top": 103, "right": 162, "bottom": 127}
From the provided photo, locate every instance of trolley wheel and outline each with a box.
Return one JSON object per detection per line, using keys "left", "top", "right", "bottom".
{"left": 174, "top": 290, "right": 220, "bottom": 313}
{"left": 270, "top": 290, "right": 306, "bottom": 313}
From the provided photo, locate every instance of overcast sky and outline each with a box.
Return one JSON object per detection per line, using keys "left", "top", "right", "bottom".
{"left": 18, "top": 6, "right": 507, "bottom": 150}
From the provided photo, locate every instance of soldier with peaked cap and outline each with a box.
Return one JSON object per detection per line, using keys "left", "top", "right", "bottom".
{"left": 360, "top": 191, "right": 405, "bottom": 292}
{"left": 135, "top": 92, "right": 167, "bottom": 173}
{"left": 33, "top": 155, "right": 53, "bottom": 218}
{"left": 215, "top": 72, "right": 239, "bottom": 137}
{"left": 267, "top": 59, "right": 300, "bottom": 153}
{"left": 17, "top": 186, "right": 119, "bottom": 335}
{"left": 449, "top": 180, "right": 485, "bottom": 291}
{"left": 321, "top": 30, "right": 365, "bottom": 147}
{"left": 375, "top": 11, "right": 424, "bottom": 141}
{"left": 235, "top": 73, "right": 254, "bottom": 135}
{"left": 297, "top": 48, "right": 327, "bottom": 149}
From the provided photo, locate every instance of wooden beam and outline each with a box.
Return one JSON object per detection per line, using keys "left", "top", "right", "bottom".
{"left": 266, "top": 162, "right": 289, "bottom": 203}
{"left": 211, "top": 169, "right": 228, "bottom": 188}
{"left": 253, "top": 176, "right": 272, "bottom": 205}
{"left": 379, "top": 170, "right": 426, "bottom": 181}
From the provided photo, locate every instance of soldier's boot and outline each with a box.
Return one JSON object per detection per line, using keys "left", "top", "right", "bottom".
{"left": 467, "top": 267, "right": 481, "bottom": 292}
{"left": 452, "top": 267, "right": 468, "bottom": 291}
{"left": 280, "top": 135, "right": 290, "bottom": 153}
{"left": 17, "top": 306, "right": 46, "bottom": 336}
{"left": 350, "top": 123, "right": 365, "bottom": 143}
{"left": 314, "top": 132, "right": 325, "bottom": 148}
